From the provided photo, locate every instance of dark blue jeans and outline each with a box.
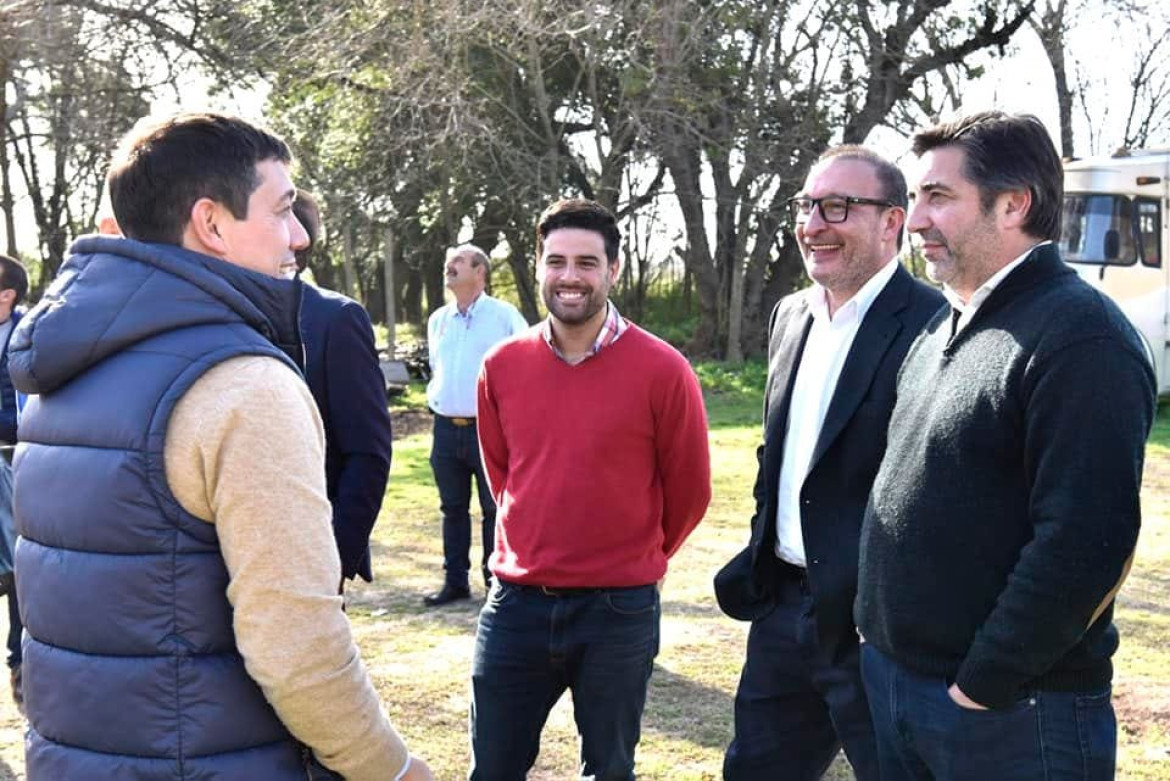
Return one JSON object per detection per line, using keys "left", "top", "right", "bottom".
{"left": 6, "top": 585, "right": 19, "bottom": 669}
{"left": 469, "top": 581, "right": 660, "bottom": 781}
{"left": 861, "top": 643, "right": 1117, "bottom": 780}
{"left": 430, "top": 417, "right": 495, "bottom": 589}
{"left": 724, "top": 571, "right": 878, "bottom": 781}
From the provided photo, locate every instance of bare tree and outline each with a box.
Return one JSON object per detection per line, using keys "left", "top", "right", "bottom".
{"left": 1029, "top": 0, "right": 1076, "bottom": 157}
{"left": 1122, "top": 19, "right": 1170, "bottom": 149}
{"left": 2, "top": 0, "right": 235, "bottom": 287}
{"left": 647, "top": 0, "right": 1031, "bottom": 360}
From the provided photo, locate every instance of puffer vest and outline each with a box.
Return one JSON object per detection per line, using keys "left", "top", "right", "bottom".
{"left": 11, "top": 238, "right": 313, "bottom": 780}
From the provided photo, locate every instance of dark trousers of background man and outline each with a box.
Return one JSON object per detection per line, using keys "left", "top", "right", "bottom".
{"left": 0, "top": 457, "right": 19, "bottom": 711}
{"left": 430, "top": 415, "right": 495, "bottom": 590}
{"left": 724, "top": 565, "right": 879, "bottom": 781}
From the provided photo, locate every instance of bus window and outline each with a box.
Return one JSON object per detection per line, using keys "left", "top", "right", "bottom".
{"left": 1136, "top": 198, "right": 1161, "bottom": 268}
{"left": 1062, "top": 194, "right": 1137, "bottom": 265}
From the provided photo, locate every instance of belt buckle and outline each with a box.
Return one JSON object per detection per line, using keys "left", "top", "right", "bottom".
{"left": 452, "top": 417, "right": 473, "bottom": 427}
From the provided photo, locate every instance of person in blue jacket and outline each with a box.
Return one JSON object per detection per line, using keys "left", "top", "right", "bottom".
{"left": 290, "top": 191, "right": 393, "bottom": 587}
{"left": 0, "top": 254, "right": 26, "bottom": 711}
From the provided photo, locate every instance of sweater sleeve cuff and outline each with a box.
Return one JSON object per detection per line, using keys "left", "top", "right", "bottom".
{"left": 331, "top": 723, "right": 411, "bottom": 781}
{"left": 954, "top": 657, "right": 1027, "bottom": 710}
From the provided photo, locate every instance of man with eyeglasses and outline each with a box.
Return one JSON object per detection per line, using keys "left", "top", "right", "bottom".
{"left": 715, "top": 145, "right": 943, "bottom": 781}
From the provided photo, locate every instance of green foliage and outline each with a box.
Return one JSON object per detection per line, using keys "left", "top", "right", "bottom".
{"left": 390, "top": 382, "right": 430, "bottom": 413}
{"left": 634, "top": 301, "right": 698, "bottom": 351}
{"left": 693, "top": 359, "right": 766, "bottom": 429}
{"left": 618, "top": 279, "right": 698, "bottom": 349}
{"left": 1148, "top": 403, "right": 1170, "bottom": 454}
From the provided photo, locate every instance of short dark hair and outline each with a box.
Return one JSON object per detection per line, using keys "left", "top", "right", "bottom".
{"left": 816, "top": 144, "right": 908, "bottom": 249}
{"left": 107, "top": 112, "right": 293, "bottom": 245}
{"left": 912, "top": 112, "right": 1062, "bottom": 241}
{"left": 0, "top": 254, "right": 28, "bottom": 307}
{"left": 536, "top": 199, "right": 620, "bottom": 265}
{"left": 292, "top": 189, "right": 322, "bottom": 271}
{"left": 817, "top": 144, "right": 908, "bottom": 210}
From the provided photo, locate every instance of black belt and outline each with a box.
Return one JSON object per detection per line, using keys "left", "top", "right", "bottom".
{"left": 498, "top": 580, "right": 653, "bottom": 597}
{"left": 435, "top": 413, "right": 476, "bottom": 427}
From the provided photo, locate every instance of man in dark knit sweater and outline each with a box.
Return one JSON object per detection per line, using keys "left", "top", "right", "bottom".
{"left": 856, "top": 112, "right": 1156, "bottom": 781}
{"left": 471, "top": 199, "right": 711, "bottom": 780}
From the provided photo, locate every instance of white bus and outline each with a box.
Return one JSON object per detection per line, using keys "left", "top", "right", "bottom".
{"left": 1062, "top": 149, "right": 1169, "bottom": 393}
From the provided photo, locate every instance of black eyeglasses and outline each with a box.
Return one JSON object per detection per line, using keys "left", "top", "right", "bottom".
{"left": 786, "top": 196, "right": 897, "bottom": 224}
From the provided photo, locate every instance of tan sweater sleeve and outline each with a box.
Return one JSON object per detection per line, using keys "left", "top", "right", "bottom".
{"left": 165, "top": 355, "right": 409, "bottom": 781}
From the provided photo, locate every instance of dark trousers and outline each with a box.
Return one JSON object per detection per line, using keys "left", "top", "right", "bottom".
{"left": 6, "top": 584, "right": 19, "bottom": 669}
{"left": 724, "top": 567, "right": 878, "bottom": 781}
{"left": 861, "top": 643, "right": 1117, "bottom": 780}
{"left": 470, "top": 581, "right": 660, "bottom": 781}
{"left": 430, "top": 416, "right": 495, "bottom": 589}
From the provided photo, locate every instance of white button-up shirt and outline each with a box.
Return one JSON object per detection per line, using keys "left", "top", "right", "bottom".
{"left": 774, "top": 259, "right": 901, "bottom": 567}
{"left": 426, "top": 293, "right": 528, "bottom": 417}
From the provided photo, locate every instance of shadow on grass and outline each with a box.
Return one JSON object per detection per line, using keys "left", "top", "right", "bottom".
{"left": 348, "top": 574, "right": 485, "bottom": 633}
{"left": 643, "top": 663, "right": 735, "bottom": 751}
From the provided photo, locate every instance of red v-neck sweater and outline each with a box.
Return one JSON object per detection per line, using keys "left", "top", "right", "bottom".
{"left": 476, "top": 324, "right": 711, "bottom": 587}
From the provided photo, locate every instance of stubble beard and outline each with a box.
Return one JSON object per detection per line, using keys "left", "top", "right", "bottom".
{"left": 544, "top": 286, "right": 605, "bottom": 326}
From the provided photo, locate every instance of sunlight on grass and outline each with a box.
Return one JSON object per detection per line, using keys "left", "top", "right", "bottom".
{"left": 335, "top": 373, "right": 1170, "bottom": 780}
{"left": 1, "top": 367, "right": 1165, "bottom": 780}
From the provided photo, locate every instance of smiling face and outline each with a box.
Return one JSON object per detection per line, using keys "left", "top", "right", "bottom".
{"left": 215, "top": 159, "right": 309, "bottom": 278}
{"left": 538, "top": 226, "right": 618, "bottom": 329}
{"left": 906, "top": 146, "right": 1003, "bottom": 301}
{"left": 794, "top": 157, "right": 902, "bottom": 310}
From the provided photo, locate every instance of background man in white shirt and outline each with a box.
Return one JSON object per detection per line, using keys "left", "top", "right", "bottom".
{"left": 424, "top": 244, "right": 527, "bottom": 606}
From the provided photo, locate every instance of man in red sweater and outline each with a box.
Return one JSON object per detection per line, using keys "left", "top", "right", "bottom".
{"left": 471, "top": 198, "right": 711, "bottom": 780}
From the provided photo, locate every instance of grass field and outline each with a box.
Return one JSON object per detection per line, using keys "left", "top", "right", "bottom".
{"left": 0, "top": 369, "right": 1165, "bottom": 779}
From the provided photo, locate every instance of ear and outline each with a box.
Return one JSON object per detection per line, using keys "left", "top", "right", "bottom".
{"left": 607, "top": 256, "right": 622, "bottom": 283}
{"left": 182, "top": 197, "right": 230, "bottom": 258}
{"left": 883, "top": 206, "right": 906, "bottom": 245}
{"left": 999, "top": 188, "right": 1032, "bottom": 231}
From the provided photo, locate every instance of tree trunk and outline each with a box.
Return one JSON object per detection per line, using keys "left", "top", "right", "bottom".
{"left": 403, "top": 265, "right": 423, "bottom": 327}
{"left": 0, "top": 54, "right": 16, "bottom": 257}
{"left": 383, "top": 225, "right": 396, "bottom": 349}
{"left": 1031, "top": 2, "right": 1075, "bottom": 158}
{"left": 659, "top": 138, "right": 720, "bottom": 357}
{"left": 503, "top": 227, "right": 540, "bottom": 323}
{"left": 341, "top": 221, "right": 359, "bottom": 302}
{"left": 725, "top": 254, "right": 745, "bottom": 364}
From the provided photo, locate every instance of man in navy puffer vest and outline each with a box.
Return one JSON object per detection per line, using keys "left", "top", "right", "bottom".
{"left": 8, "top": 113, "right": 432, "bottom": 781}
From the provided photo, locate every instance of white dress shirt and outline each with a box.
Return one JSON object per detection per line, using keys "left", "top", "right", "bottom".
{"left": 426, "top": 293, "right": 528, "bottom": 417}
{"left": 774, "top": 259, "right": 901, "bottom": 567}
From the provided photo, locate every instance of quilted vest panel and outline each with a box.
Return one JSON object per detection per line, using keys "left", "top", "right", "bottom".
{"left": 14, "top": 322, "right": 310, "bottom": 780}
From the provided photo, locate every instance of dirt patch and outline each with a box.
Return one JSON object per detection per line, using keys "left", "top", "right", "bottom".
{"left": 392, "top": 409, "right": 432, "bottom": 440}
{"left": 1115, "top": 681, "right": 1170, "bottom": 739}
